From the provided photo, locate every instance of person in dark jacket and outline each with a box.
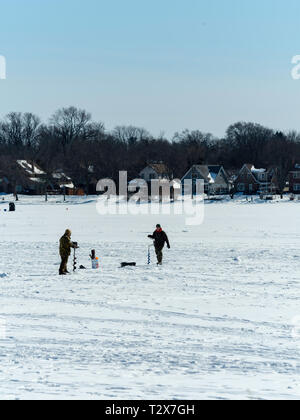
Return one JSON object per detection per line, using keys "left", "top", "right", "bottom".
{"left": 59, "top": 229, "right": 77, "bottom": 275}
{"left": 148, "top": 224, "right": 170, "bottom": 265}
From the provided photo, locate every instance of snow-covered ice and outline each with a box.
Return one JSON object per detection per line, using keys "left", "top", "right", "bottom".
{"left": 1, "top": 195, "right": 300, "bottom": 400}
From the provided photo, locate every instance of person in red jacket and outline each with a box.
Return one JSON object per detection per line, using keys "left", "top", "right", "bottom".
{"left": 148, "top": 224, "right": 170, "bottom": 265}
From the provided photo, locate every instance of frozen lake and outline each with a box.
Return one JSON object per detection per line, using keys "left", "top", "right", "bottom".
{"left": 0, "top": 195, "right": 300, "bottom": 399}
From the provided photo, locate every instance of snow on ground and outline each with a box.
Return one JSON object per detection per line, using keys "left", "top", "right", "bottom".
{"left": 1, "top": 194, "right": 300, "bottom": 399}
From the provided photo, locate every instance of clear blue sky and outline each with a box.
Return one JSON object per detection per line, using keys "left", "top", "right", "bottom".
{"left": 0, "top": 0, "right": 300, "bottom": 138}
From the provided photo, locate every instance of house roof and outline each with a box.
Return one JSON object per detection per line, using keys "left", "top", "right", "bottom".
{"left": 17, "top": 160, "right": 46, "bottom": 176}
{"left": 244, "top": 163, "right": 254, "bottom": 171}
{"left": 226, "top": 169, "right": 239, "bottom": 182}
{"left": 146, "top": 163, "right": 169, "bottom": 175}
{"left": 52, "top": 170, "right": 74, "bottom": 189}
{"left": 251, "top": 167, "right": 266, "bottom": 175}
{"left": 238, "top": 164, "right": 272, "bottom": 184}
{"left": 191, "top": 165, "right": 224, "bottom": 184}
{"left": 242, "top": 163, "right": 267, "bottom": 174}
{"left": 291, "top": 164, "right": 300, "bottom": 172}
{"left": 15, "top": 160, "right": 46, "bottom": 186}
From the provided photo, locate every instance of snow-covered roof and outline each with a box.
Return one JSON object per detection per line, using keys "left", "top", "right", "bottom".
{"left": 53, "top": 171, "right": 72, "bottom": 181}
{"left": 29, "top": 177, "right": 45, "bottom": 184}
{"left": 185, "top": 165, "right": 223, "bottom": 184}
{"left": 53, "top": 173, "right": 63, "bottom": 180}
{"left": 207, "top": 172, "right": 218, "bottom": 184}
{"left": 17, "top": 160, "right": 46, "bottom": 176}
{"left": 59, "top": 182, "right": 74, "bottom": 189}
{"left": 251, "top": 166, "right": 266, "bottom": 174}
{"left": 52, "top": 171, "right": 74, "bottom": 188}
{"left": 170, "top": 180, "right": 181, "bottom": 188}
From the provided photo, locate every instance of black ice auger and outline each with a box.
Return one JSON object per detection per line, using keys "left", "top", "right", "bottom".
{"left": 73, "top": 248, "right": 77, "bottom": 272}
{"left": 73, "top": 242, "right": 79, "bottom": 272}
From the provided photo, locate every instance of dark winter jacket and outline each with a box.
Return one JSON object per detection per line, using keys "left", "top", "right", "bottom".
{"left": 148, "top": 230, "right": 170, "bottom": 250}
{"left": 59, "top": 233, "right": 75, "bottom": 258}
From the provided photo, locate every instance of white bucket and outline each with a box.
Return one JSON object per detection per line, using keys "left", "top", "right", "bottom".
{"left": 92, "top": 258, "right": 99, "bottom": 269}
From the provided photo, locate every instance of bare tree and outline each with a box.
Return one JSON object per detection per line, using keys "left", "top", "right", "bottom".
{"left": 22, "top": 113, "right": 42, "bottom": 149}
{"left": 113, "top": 126, "right": 152, "bottom": 144}
{"left": 172, "top": 130, "right": 215, "bottom": 170}
{"left": 0, "top": 112, "right": 42, "bottom": 149}
{"left": 225, "top": 122, "right": 274, "bottom": 167}
{"left": 50, "top": 106, "right": 104, "bottom": 155}
{"left": 0, "top": 113, "right": 23, "bottom": 148}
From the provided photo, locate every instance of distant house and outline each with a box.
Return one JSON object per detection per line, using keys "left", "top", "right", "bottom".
{"left": 0, "top": 159, "right": 48, "bottom": 194}
{"left": 17, "top": 160, "right": 45, "bottom": 177}
{"left": 0, "top": 160, "right": 78, "bottom": 196}
{"left": 181, "top": 165, "right": 230, "bottom": 195}
{"left": 0, "top": 175, "right": 10, "bottom": 194}
{"left": 16, "top": 160, "right": 47, "bottom": 194}
{"left": 51, "top": 170, "right": 74, "bottom": 194}
{"left": 226, "top": 169, "right": 239, "bottom": 184}
{"left": 289, "top": 164, "right": 300, "bottom": 194}
{"left": 139, "top": 163, "right": 171, "bottom": 182}
{"left": 128, "top": 163, "right": 179, "bottom": 200}
{"left": 75, "top": 163, "right": 98, "bottom": 194}
{"left": 234, "top": 164, "right": 279, "bottom": 195}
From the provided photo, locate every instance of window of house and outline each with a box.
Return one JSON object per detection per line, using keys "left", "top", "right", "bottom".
{"left": 259, "top": 173, "right": 267, "bottom": 181}
{"left": 294, "top": 184, "right": 300, "bottom": 191}
{"left": 293, "top": 172, "right": 300, "bottom": 179}
{"left": 237, "top": 183, "right": 245, "bottom": 192}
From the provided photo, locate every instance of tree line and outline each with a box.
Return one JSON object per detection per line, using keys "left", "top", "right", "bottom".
{"left": 0, "top": 106, "right": 300, "bottom": 194}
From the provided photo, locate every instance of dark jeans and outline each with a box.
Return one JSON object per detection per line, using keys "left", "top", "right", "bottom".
{"left": 59, "top": 255, "right": 69, "bottom": 274}
{"left": 155, "top": 247, "right": 163, "bottom": 264}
